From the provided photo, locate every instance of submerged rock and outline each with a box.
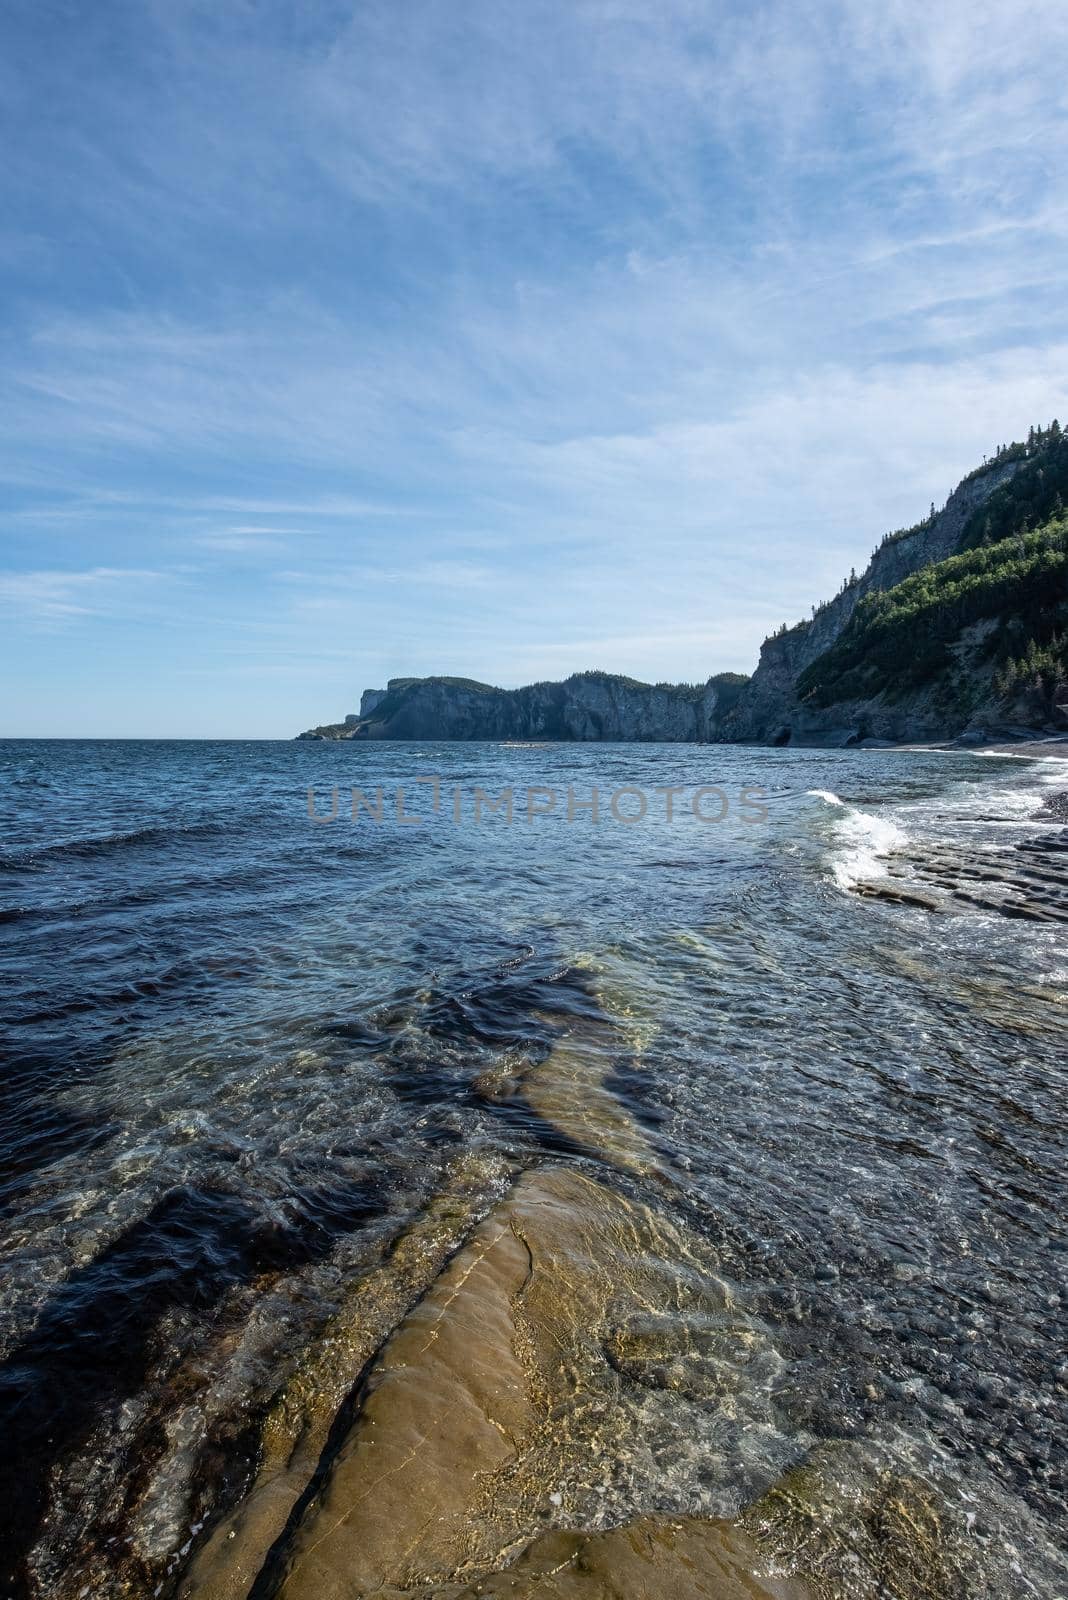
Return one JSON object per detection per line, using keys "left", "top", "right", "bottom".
{"left": 604, "top": 1310, "right": 783, "bottom": 1405}
{"left": 474, "top": 958, "right": 664, "bottom": 1178}
{"left": 440, "top": 1515, "right": 808, "bottom": 1598}
{"left": 740, "top": 1440, "right": 981, "bottom": 1600}
{"left": 263, "top": 1167, "right": 785, "bottom": 1600}
{"left": 180, "top": 1162, "right": 1031, "bottom": 1600}
{"left": 516, "top": 1020, "right": 658, "bottom": 1175}
{"left": 182, "top": 1150, "right": 511, "bottom": 1600}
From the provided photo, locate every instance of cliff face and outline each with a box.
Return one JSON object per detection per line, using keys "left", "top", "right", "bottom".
{"left": 748, "top": 635, "right": 1067, "bottom": 745}
{"left": 723, "top": 457, "right": 1022, "bottom": 744}
{"left": 299, "top": 672, "right": 749, "bottom": 743}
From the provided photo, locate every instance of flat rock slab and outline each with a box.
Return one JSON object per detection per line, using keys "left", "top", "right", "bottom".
{"left": 441, "top": 1515, "right": 807, "bottom": 1598}
{"left": 269, "top": 1167, "right": 787, "bottom": 1600}
{"left": 519, "top": 1023, "right": 657, "bottom": 1175}
{"left": 182, "top": 1151, "right": 510, "bottom": 1600}
{"left": 274, "top": 1179, "right": 534, "bottom": 1596}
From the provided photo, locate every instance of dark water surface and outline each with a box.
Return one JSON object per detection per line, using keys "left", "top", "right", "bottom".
{"left": 0, "top": 740, "right": 1065, "bottom": 1596}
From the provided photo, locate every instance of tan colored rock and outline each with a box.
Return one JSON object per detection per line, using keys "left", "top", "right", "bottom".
{"left": 268, "top": 1166, "right": 763, "bottom": 1600}
{"left": 605, "top": 1310, "right": 781, "bottom": 1404}
{"left": 518, "top": 1023, "right": 656, "bottom": 1175}
{"left": 182, "top": 1151, "right": 510, "bottom": 1600}
{"left": 273, "top": 1190, "right": 533, "bottom": 1597}
{"left": 474, "top": 954, "right": 661, "bottom": 1179}
{"left": 442, "top": 1515, "right": 808, "bottom": 1598}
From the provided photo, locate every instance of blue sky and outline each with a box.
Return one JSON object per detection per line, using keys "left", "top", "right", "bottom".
{"left": 2, "top": 0, "right": 1067, "bottom": 736}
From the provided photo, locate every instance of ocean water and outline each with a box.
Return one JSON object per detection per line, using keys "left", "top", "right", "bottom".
{"left": 0, "top": 739, "right": 1065, "bottom": 1597}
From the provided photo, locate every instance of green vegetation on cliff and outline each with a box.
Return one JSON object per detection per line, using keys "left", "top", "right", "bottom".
{"left": 704, "top": 671, "right": 750, "bottom": 713}
{"left": 957, "top": 422, "right": 1066, "bottom": 551}
{"left": 793, "top": 425, "right": 1068, "bottom": 721}
{"left": 367, "top": 675, "right": 496, "bottom": 723}
{"left": 797, "top": 515, "right": 1068, "bottom": 707}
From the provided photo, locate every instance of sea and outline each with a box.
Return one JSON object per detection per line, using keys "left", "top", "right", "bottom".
{"left": 0, "top": 738, "right": 1065, "bottom": 1597}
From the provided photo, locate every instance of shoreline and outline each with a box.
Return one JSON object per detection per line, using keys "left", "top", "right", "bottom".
{"left": 973, "top": 739, "right": 1068, "bottom": 760}
{"left": 871, "top": 737, "right": 1068, "bottom": 761}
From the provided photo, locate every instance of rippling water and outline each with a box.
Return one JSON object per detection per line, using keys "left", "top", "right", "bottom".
{"left": 1, "top": 739, "right": 1065, "bottom": 1597}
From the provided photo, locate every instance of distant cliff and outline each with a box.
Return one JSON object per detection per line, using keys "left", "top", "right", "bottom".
{"left": 298, "top": 671, "right": 750, "bottom": 742}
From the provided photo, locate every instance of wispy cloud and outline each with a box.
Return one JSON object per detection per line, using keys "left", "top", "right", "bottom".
{"left": 177, "top": 497, "right": 410, "bottom": 518}
{"left": 0, "top": 567, "right": 170, "bottom": 624}
{"left": 194, "top": 526, "right": 299, "bottom": 554}
{"left": 281, "top": 559, "right": 498, "bottom": 594}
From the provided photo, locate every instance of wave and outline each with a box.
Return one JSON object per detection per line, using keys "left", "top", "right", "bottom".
{"left": 806, "top": 789, "right": 907, "bottom": 889}
{"left": 974, "top": 748, "right": 1068, "bottom": 763}
{"left": 0, "top": 820, "right": 231, "bottom": 872}
{"left": 899, "top": 762, "right": 1063, "bottom": 836}
{"left": 0, "top": 903, "right": 73, "bottom": 925}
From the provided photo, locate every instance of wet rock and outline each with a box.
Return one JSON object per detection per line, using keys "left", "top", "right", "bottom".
{"left": 867, "top": 835, "right": 1068, "bottom": 925}
{"left": 514, "top": 1012, "right": 659, "bottom": 1176}
{"left": 181, "top": 1150, "right": 510, "bottom": 1600}
{"left": 1031, "top": 790, "right": 1068, "bottom": 823}
{"left": 853, "top": 881, "right": 946, "bottom": 912}
{"left": 741, "top": 1439, "right": 982, "bottom": 1600}
{"left": 605, "top": 1311, "right": 782, "bottom": 1405}
{"left": 469, "top": 958, "right": 662, "bottom": 1179}
{"left": 263, "top": 1167, "right": 782, "bottom": 1600}
{"left": 439, "top": 1514, "right": 808, "bottom": 1598}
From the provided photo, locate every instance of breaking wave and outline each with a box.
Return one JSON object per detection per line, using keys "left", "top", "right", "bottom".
{"left": 806, "top": 788, "right": 908, "bottom": 889}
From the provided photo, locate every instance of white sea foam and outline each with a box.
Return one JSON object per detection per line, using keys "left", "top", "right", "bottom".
{"left": 810, "top": 747, "right": 1064, "bottom": 894}
{"left": 807, "top": 789, "right": 907, "bottom": 888}
{"left": 828, "top": 809, "right": 908, "bottom": 888}
{"left": 902, "top": 769, "right": 1059, "bottom": 839}
{"left": 974, "top": 748, "right": 1068, "bottom": 763}
{"left": 967, "top": 753, "right": 1066, "bottom": 819}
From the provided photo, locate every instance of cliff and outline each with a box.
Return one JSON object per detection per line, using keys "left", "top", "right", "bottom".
{"left": 721, "top": 455, "right": 1023, "bottom": 744}
{"left": 722, "top": 427, "right": 1068, "bottom": 744}
{"left": 786, "top": 513, "right": 1068, "bottom": 742}
{"left": 298, "top": 671, "right": 750, "bottom": 742}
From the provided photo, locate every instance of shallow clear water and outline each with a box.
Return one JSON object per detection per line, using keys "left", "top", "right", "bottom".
{"left": 0, "top": 740, "right": 1065, "bottom": 1596}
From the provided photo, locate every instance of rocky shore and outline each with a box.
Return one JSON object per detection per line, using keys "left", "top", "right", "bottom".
{"left": 183, "top": 1160, "right": 989, "bottom": 1600}
{"left": 176, "top": 969, "right": 1006, "bottom": 1600}
{"left": 853, "top": 771, "right": 1068, "bottom": 921}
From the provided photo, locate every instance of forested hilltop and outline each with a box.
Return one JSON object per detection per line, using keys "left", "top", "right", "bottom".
{"left": 299, "top": 425, "right": 1067, "bottom": 746}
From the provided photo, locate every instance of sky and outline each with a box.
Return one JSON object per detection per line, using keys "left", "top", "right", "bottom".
{"left": 2, "top": 0, "right": 1067, "bottom": 737}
